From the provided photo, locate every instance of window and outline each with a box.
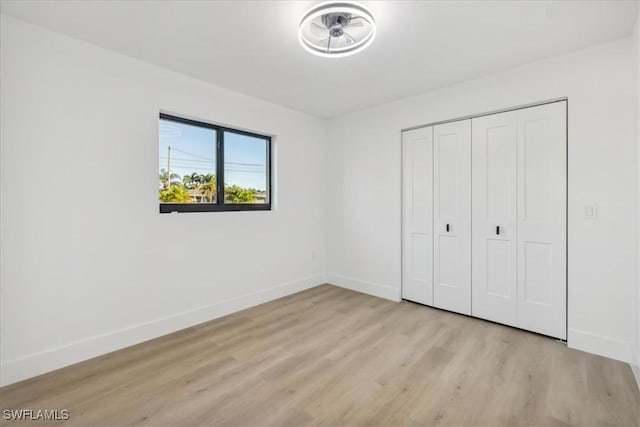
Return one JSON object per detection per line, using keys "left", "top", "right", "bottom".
{"left": 159, "top": 113, "right": 271, "bottom": 213}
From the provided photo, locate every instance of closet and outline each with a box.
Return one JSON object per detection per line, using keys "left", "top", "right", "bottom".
{"left": 401, "top": 100, "right": 567, "bottom": 340}
{"left": 432, "top": 120, "right": 472, "bottom": 315}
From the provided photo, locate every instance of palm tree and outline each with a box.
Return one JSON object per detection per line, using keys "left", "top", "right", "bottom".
{"left": 159, "top": 169, "right": 181, "bottom": 190}
{"left": 200, "top": 174, "right": 217, "bottom": 203}
{"left": 183, "top": 172, "right": 205, "bottom": 190}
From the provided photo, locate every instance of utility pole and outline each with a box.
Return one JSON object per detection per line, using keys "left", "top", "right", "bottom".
{"left": 167, "top": 145, "right": 171, "bottom": 189}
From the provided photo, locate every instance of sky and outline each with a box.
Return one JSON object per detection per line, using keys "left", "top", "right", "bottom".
{"left": 159, "top": 118, "right": 268, "bottom": 191}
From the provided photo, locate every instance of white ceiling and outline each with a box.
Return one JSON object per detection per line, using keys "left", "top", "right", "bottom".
{"left": 1, "top": 1, "right": 638, "bottom": 118}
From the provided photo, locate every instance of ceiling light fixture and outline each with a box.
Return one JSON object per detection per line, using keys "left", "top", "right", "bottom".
{"left": 298, "top": 1, "right": 376, "bottom": 58}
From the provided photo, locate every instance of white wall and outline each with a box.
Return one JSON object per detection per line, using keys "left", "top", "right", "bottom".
{"left": 327, "top": 37, "right": 638, "bottom": 363}
{"left": 0, "top": 15, "right": 327, "bottom": 386}
{"left": 634, "top": 9, "right": 640, "bottom": 386}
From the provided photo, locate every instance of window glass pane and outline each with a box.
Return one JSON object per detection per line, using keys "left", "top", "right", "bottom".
{"left": 224, "top": 131, "right": 269, "bottom": 204}
{"left": 159, "top": 118, "right": 217, "bottom": 204}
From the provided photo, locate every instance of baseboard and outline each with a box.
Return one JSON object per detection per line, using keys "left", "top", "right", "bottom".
{"left": 327, "top": 274, "right": 401, "bottom": 302}
{"left": 0, "top": 274, "right": 326, "bottom": 387}
{"left": 567, "top": 328, "right": 633, "bottom": 363}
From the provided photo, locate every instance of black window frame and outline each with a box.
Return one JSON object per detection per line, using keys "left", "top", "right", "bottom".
{"left": 159, "top": 113, "right": 272, "bottom": 213}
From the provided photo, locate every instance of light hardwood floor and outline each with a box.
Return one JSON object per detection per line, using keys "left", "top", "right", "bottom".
{"left": 1, "top": 284, "right": 638, "bottom": 426}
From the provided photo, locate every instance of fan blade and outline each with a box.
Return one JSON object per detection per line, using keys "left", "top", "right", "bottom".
{"left": 327, "top": 36, "right": 332, "bottom": 53}
{"left": 343, "top": 31, "right": 356, "bottom": 45}
{"left": 345, "top": 21, "right": 364, "bottom": 27}
{"left": 310, "top": 22, "right": 329, "bottom": 37}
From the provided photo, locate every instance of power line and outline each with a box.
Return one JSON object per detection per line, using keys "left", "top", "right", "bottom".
{"left": 162, "top": 167, "right": 265, "bottom": 174}
{"left": 164, "top": 149, "right": 265, "bottom": 167}
{"left": 160, "top": 157, "right": 214, "bottom": 164}
{"left": 168, "top": 163, "right": 264, "bottom": 171}
{"left": 223, "top": 162, "right": 265, "bottom": 166}
{"left": 170, "top": 147, "right": 214, "bottom": 161}
{"left": 164, "top": 162, "right": 214, "bottom": 168}
{"left": 161, "top": 156, "right": 264, "bottom": 167}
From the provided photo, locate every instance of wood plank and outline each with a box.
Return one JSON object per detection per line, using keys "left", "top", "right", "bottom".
{"left": 1, "top": 285, "right": 637, "bottom": 426}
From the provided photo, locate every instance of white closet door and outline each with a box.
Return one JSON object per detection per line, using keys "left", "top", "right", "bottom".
{"left": 433, "top": 120, "right": 471, "bottom": 315}
{"left": 516, "top": 101, "right": 567, "bottom": 339}
{"left": 472, "top": 111, "right": 518, "bottom": 326}
{"left": 401, "top": 127, "right": 433, "bottom": 305}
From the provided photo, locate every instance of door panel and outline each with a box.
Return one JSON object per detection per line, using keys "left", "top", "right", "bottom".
{"left": 487, "top": 239, "right": 512, "bottom": 298}
{"left": 436, "top": 133, "right": 459, "bottom": 217}
{"left": 523, "top": 242, "right": 553, "bottom": 305}
{"left": 472, "top": 111, "right": 517, "bottom": 326}
{"left": 516, "top": 101, "right": 567, "bottom": 339}
{"left": 402, "top": 127, "right": 433, "bottom": 305}
{"left": 437, "top": 235, "right": 457, "bottom": 286}
{"left": 410, "top": 233, "right": 431, "bottom": 285}
{"left": 433, "top": 120, "right": 471, "bottom": 315}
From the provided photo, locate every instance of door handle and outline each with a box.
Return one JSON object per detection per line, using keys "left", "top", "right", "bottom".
{"left": 446, "top": 224, "right": 450, "bottom": 232}
{"left": 496, "top": 226, "right": 500, "bottom": 235}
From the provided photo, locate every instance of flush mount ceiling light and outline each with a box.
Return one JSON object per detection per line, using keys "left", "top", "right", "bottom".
{"left": 298, "top": 2, "right": 376, "bottom": 58}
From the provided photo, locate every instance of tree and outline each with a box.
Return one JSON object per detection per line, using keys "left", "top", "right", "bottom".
{"left": 160, "top": 185, "right": 192, "bottom": 203}
{"left": 182, "top": 172, "right": 203, "bottom": 190}
{"left": 159, "top": 169, "right": 181, "bottom": 190}
{"left": 200, "top": 174, "right": 217, "bottom": 203}
{"left": 224, "top": 184, "right": 257, "bottom": 203}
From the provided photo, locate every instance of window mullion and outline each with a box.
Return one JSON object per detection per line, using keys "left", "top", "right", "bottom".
{"left": 217, "top": 130, "right": 225, "bottom": 205}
